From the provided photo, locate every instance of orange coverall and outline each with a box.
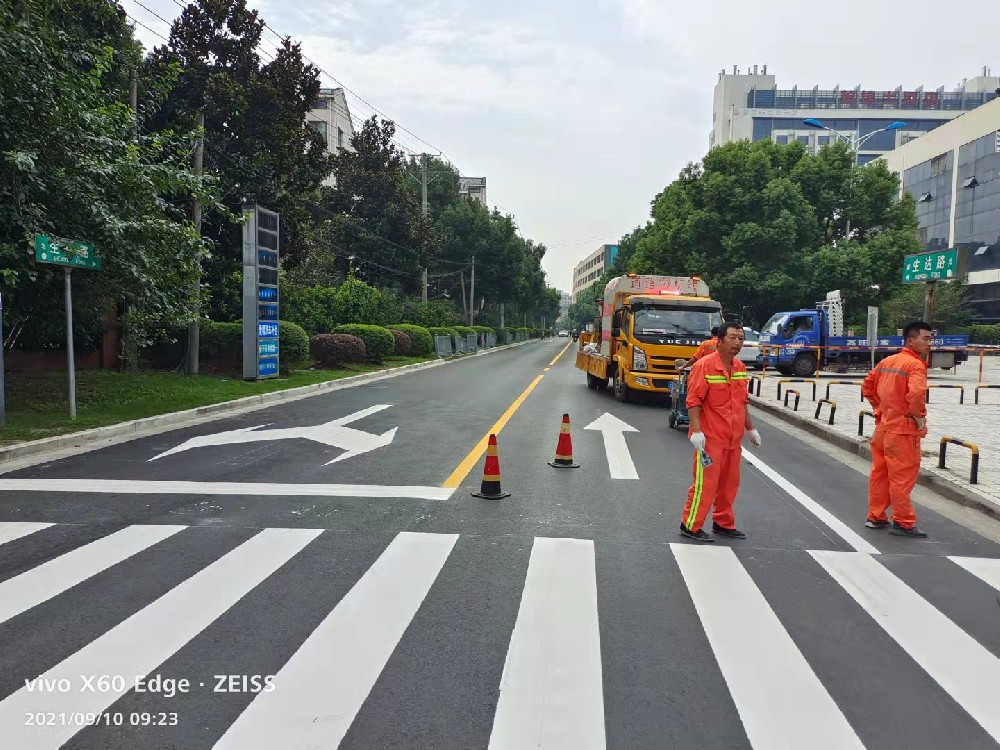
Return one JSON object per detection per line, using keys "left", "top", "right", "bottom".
{"left": 862, "top": 348, "right": 928, "bottom": 529}
{"left": 691, "top": 336, "right": 719, "bottom": 362}
{"left": 681, "top": 352, "right": 749, "bottom": 532}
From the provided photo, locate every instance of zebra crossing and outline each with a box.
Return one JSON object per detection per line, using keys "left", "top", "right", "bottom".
{"left": 1, "top": 521, "right": 999, "bottom": 749}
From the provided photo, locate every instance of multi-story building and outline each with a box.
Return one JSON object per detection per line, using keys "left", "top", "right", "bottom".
{"left": 306, "top": 88, "right": 356, "bottom": 187}
{"left": 558, "top": 291, "right": 572, "bottom": 321}
{"left": 572, "top": 244, "right": 619, "bottom": 302}
{"left": 880, "top": 97, "right": 1000, "bottom": 322}
{"left": 459, "top": 177, "right": 487, "bottom": 206}
{"left": 711, "top": 65, "right": 999, "bottom": 164}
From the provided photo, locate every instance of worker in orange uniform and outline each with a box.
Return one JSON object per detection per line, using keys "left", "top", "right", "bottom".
{"left": 675, "top": 326, "right": 720, "bottom": 374}
{"left": 862, "top": 321, "right": 933, "bottom": 538}
{"left": 679, "top": 322, "right": 761, "bottom": 543}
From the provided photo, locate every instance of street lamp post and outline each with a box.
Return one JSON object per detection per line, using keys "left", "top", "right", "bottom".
{"left": 803, "top": 118, "right": 906, "bottom": 240}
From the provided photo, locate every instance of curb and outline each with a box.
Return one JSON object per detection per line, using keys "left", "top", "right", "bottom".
{"left": 749, "top": 394, "right": 1000, "bottom": 521}
{"left": 0, "top": 339, "right": 539, "bottom": 466}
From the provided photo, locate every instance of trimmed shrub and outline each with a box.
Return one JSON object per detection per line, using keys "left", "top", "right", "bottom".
{"left": 428, "top": 326, "right": 459, "bottom": 338}
{"left": 494, "top": 327, "right": 510, "bottom": 344}
{"left": 333, "top": 324, "right": 395, "bottom": 363}
{"left": 279, "top": 320, "right": 310, "bottom": 373}
{"left": 310, "top": 333, "right": 366, "bottom": 367}
{"left": 389, "top": 329, "right": 412, "bottom": 356}
{"left": 970, "top": 324, "right": 1000, "bottom": 345}
{"left": 200, "top": 322, "right": 242, "bottom": 360}
{"left": 281, "top": 285, "right": 339, "bottom": 336}
{"left": 335, "top": 277, "right": 389, "bottom": 326}
{"left": 389, "top": 324, "right": 433, "bottom": 356}
{"left": 453, "top": 325, "right": 477, "bottom": 339}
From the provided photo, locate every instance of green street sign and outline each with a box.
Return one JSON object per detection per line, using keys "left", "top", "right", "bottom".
{"left": 34, "top": 234, "right": 101, "bottom": 270}
{"left": 902, "top": 248, "right": 958, "bottom": 283}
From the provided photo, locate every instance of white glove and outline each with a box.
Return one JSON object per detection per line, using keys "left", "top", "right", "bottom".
{"left": 747, "top": 429, "right": 761, "bottom": 447}
{"left": 689, "top": 432, "right": 706, "bottom": 451}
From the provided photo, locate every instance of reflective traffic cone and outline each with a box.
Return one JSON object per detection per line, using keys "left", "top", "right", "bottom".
{"left": 549, "top": 413, "right": 580, "bottom": 468}
{"left": 472, "top": 434, "right": 511, "bottom": 499}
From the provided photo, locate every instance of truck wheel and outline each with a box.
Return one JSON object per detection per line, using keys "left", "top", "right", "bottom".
{"left": 668, "top": 410, "right": 677, "bottom": 429}
{"left": 613, "top": 372, "right": 631, "bottom": 403}
{"left": 792, "top": 353, "right": 817, "bottom": 378}
{"left": 586, "top": 373, "right": 601, "bottom": 389}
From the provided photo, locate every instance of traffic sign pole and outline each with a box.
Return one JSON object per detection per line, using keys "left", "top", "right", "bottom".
{"left": 923, "top": 280, "right": 936, "bottom": 324}
{"left": 64, "top": 268, "right": 77, "bottom": 420}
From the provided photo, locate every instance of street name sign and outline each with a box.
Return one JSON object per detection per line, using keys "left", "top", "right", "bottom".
{"left": 34, "top": 234, "right": 101, "bottom": 270}
{"left": 902, "top": 249, "right": 958, "bottom": 283}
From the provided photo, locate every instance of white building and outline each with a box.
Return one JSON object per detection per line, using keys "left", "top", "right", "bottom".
{"left": 558, "top": 290, "right": 572, "bottom": 319}
{"left": 306, "top": 88, "right": 356, "bottom": 187}
{"left": 459, "top": 177, "right": 487, "bottom": 206}
{"left": 711, "top": 65, "right": 999, "bottom": 164}
{"left": 880, "top": 97, "right": 1000, "bottom": 322}
{"left": 572, "top": 244, "right": 619, "bottom": 302}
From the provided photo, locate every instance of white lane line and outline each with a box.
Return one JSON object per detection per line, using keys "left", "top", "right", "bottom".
{"left": 742, "top": 451, "right": 879, "bottom": 554}
{"left": 0, "top": 527, "right": 322, "bottom": 750}
{"left": 489, "top": 537, "right": 605, "bottom": 750}
{"left": 213, "top": 531, "right": 458, "bottom": 750}
{"left": 949, "top": 556, "right": 1000, "bottom": 593}
{"left": 672, "top": 544, "right": 864, "bottom": 750}
{"left": 0, "top": 525, "right": 185, "bottom": 624}
{"left": 0, "top": 479, "right": 455, "bottom": 501}
{"left": 812, "top": 550, "right": 1000, "bottom": 743}
{"left": 0, "top": 521, "right": 53, "bottom": 546}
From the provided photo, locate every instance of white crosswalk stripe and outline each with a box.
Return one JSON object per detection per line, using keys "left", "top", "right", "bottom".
{"left": 1, "top": 521, "right": 1000, "bottom": 750}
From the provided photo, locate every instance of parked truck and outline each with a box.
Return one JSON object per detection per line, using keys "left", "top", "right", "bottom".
{"left": 757, "top": 290, "right": 970, "bottom": 377}
{"left": 576, "top": 274, "right": 724, "bottom": 402}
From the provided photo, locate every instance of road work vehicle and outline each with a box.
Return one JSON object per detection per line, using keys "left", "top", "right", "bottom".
{"left": 576, "top": 274, "right": 723, "bottom": 403}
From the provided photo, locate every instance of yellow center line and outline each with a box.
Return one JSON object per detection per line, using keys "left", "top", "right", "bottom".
{"left": 442, "top": 374, "right": 545, "bottom": 489}
{"left": 549, "top": 342, "right": 572, "bottom": 367}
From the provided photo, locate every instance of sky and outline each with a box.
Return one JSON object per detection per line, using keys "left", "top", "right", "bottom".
{"left": 126, "top": 0, "right": 997, "bottom": 292}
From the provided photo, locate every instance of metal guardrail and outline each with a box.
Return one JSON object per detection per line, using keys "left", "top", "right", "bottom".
{"left": 938, "top": 436, "right": 980, "bottom": 485}
{"left": 926, "top": 383, "right": 965, "bottom": 404}
{"left": 815, "top": 399, "right": 837, "bottom": 425}
{"left": 783, "top": 389, "right": 801, "bottom": 411}
{"left": 749, "top": 375, "right": 763, "bottom": 396}
{"left": 974, "top": 384, "right": 1000, "bottom": 404}
{"left": 777, "top": 378, "right": 817, "bottom": 401}
{"left": 824, "top": 380, "right": 863, "bottom": 402}
{"left": 858, "top": 409, "right": 875, "bottom": 437}
{"left": 465, "top": 333, "right": 477, "bottom": 351}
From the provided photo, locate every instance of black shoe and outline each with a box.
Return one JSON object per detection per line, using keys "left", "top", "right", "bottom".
{"left": 865, "top": 519, "right": 891, "bottom": 529}
{"left": 679, "top": 524, "right": 715, "bottom": 543}
{"left": 712, "top": 522, "right": 747, "bottom": 539}
{"left": 889, "top": 522, "right": 928, "bottom": 538}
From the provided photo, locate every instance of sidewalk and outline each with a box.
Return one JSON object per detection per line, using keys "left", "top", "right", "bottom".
{"left": 749, "top": 355, "right": 1000, "bottom": 515}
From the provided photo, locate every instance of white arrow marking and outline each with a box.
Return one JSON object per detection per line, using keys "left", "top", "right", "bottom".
{"left": 584, "top": 413, "right": 639, "bottom": 480}
{"left": 148, "top": 405, "right": 397, "bottom": 465}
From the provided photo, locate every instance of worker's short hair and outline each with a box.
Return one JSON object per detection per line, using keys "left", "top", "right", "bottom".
{"left": 903, "top": 321, "right": 933, "bottom": 340}
{"left": 717, "top": 322, "right": 744, "bottom": 340}
{"left": 710, "top": 326, "right": 720, "bottom": 337}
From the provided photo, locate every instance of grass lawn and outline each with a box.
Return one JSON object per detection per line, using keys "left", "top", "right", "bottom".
{"left": 0, "top": 356, "right": 433, "bottom": 445}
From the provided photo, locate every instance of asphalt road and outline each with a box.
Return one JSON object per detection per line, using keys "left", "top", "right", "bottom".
{"left": 1, "top": 339, "right": 1000, "bottom": 750}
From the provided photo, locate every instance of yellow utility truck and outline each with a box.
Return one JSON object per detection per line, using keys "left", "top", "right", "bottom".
{"left": 575, "top": 274, "right": 723, "bottom": 403}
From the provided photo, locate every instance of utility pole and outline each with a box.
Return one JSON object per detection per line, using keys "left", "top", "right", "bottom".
{"left": 186, "top": 112, "right": 204, "bottom": 375}
{"left": 923, "top": 281, "right": 936, "bottom": 324}
{"left": 124, "top": 67, "right": 139, "bottom": 370}
{"left": 460, "top": 269, "right": 468, "bottom": 324}
{"left": 470, "top": 254, "right": 476, "bottom": 326}
{"left": 420, "top": 153, "right": 429, "bottom": 303}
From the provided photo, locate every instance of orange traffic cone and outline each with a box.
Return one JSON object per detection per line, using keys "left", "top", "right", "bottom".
{"left": 549, "top": 413, "right": 580, "bottom": 468}
{"left": 472, "top": 434, "right": 511, "bottom": 499}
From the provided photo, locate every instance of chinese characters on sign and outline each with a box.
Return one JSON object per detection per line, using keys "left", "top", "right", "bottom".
{"left": 34, "top": 234, "right": 101, "bottom": 270}
{"left": 242, "top": 207, "right": 280, "bottom": 380}
{"left": 902, "top": 249, "right": 959, "bottom": 283}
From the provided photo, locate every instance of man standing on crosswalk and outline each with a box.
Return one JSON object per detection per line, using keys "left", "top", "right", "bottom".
{"left": 679, "top": 322, "right": 761, "bottom": 543}
{"left": 862, "top": 320, "right": 932, "bottom": 538}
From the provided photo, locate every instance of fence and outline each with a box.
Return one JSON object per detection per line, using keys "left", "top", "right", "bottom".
{"left": 938, "top": 437, "right": 980, "bottom": 484}
{"left": 815, "top": 399, "right": 837, "bottom": 425}
{"left": 433, "top": 335, "right": 453, "bottom": 357}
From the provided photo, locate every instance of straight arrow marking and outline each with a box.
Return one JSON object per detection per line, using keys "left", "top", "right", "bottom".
{"left": 584, "top": 413, "right": 639, "bottom": 480}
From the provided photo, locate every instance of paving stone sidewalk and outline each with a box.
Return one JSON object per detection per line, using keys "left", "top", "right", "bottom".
{"left": 749, "top": 354, "right": 1000, "bottom": 513}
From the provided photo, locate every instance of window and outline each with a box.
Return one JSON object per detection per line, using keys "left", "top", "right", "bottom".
{"left": 782, "top": 315, "right": 815, "bottom": 338}
{"left": 312, "top": 99, "right": 329, "bottom": 110}
{"left": 797, "top": 136, "right": 810, "bottom": 145}
{"left": 931, "top": 153, "right": 948, "bottom": 176}
{"left": 337, "top": 127, "right": 345, "bottom": 148}
{"left": 818, "top": 135, "right": 830, "bottom": 146}
{"left": 776, "top": 135, "right": 789, "bottom": 145}
{"left": 307, "top": 120, "right": 328, "bottom": 141}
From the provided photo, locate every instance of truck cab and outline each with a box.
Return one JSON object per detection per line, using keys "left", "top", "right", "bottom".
{"left": 577, "top": 275, "right": 723, "bottom": 402}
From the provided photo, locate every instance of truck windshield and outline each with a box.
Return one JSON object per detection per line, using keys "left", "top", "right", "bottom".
{"left": 762, "top": 313, "right": 789, "bottom": 337}
{"left": 633, "top": 306, "right": 723, "bottom": 337}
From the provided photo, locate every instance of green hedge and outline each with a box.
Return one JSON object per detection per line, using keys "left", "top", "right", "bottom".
{"left": 428, "top": 326, "right": 459, "bottom": 338}
{"left": 389, "top": 324, "right": 433, "bottom": 356}
{"left": 969, "top": 324, "right": 1000, "bottom": 345}
{"left": 199, "top": 320, "right": 308, "bottom": 374}
{"left": 453, "top": 325, "right": 477, "bottom": 338}
{"left": 310, "top": 333, "right": 366, "bottom": 366}
{"left": 333, "top": 324, "right": 395, "bottom": 363}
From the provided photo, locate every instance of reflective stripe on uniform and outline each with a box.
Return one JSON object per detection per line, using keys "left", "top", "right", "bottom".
{"left": 686, "top": 453, "right": 705, "bottom": 529}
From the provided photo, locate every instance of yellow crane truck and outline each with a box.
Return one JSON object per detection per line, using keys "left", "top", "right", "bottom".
{"left": 575, "top": 274, "right": 723, "bottom": 403}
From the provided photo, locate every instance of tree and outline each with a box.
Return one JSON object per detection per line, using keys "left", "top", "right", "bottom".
{"left": 144, "top": 0, "right": 334, "bottom": 320}
{"left": 0, "top": 0, "right": 213, "bottom": 353}
{"left": 883, "top": 281, "right": 975, "bottom": 330}
{"left": 627, "top": 139, "right": 921, "bottom": 326}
